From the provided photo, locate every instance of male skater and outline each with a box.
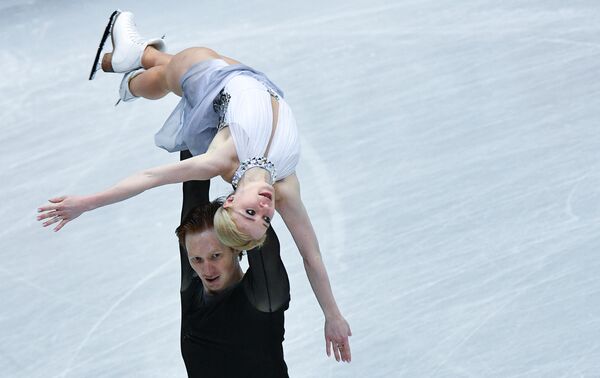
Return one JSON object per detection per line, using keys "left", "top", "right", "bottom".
{"left": 177, "top": 150, "right": 290, "bottom": 377}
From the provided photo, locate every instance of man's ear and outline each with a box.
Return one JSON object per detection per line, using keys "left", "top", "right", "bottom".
{"left": 223, "top": 195, "right": 234, "bottom": 209}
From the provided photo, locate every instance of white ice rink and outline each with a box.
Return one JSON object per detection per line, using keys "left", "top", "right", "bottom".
{"left": 2, "top": 0, "right": 600, "bottom": 377}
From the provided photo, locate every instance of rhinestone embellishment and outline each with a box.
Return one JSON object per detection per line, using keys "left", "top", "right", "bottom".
{"left": 213, "top": 89, "right": 231, "bottom": 130}
{"left": 266, "top": 87, "right": 280, "bottom": 101}
{"left": 232, "top": 157, "right": 277, "bottom": 189}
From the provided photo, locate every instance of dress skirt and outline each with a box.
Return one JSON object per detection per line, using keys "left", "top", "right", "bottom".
{"left": 154, "top": 59, "right": 284, "bottom": 156}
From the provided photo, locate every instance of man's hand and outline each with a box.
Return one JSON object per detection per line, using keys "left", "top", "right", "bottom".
{"left": 37, "top": 195, "right": 89, "bottom": 232}
{"left": 325, "top": 314, "right": 352, "bottom": 362}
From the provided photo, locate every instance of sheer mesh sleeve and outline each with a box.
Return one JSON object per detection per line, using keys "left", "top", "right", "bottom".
{"left": 244, "top": 227, "right": 290, "bottom": 313}
{"left": 179, "top": 150, "right": 210, "bottom": 310}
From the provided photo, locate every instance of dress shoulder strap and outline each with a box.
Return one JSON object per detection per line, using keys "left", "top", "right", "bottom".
{"left": 262, "top": 90, "right": 280, "bottom": 158}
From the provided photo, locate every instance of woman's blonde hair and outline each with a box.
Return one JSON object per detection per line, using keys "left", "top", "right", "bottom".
{"left": 214, "top": 205, "right": 267, "bottom": 251}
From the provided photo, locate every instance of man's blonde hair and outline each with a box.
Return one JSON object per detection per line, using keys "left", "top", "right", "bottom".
{"left": 214, "top": 206, "right": 267, "bottom": 251}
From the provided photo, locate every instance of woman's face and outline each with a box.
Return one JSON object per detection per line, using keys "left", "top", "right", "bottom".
{"left": 224, "top": 181, "right": 275, "bottom": 239}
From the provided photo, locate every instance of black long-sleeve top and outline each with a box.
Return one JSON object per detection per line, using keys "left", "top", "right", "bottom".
{"left": 178, "top": 151, "right": 290, "bottom": 378}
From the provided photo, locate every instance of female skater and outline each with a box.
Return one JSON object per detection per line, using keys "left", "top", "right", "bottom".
{"left": 37, "top": 10, "right": 351, "bottom": 361}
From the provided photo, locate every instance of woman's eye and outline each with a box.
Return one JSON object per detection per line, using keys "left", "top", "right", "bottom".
{"left": 263, "top": 216, "right": 271, "bottom": 224}
{"left": 212, "top": 253, "right": 221, "bottom": 260}
{"left": 246, "top": 209, "right": 256, "bottom": 216}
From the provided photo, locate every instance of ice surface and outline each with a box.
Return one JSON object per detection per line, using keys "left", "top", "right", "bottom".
{"left": 2, "top": 0, "right": 600, "bottom": 377}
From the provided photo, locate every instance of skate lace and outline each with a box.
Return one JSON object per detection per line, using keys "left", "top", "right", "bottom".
{"left": 124, "top": 20, "right": 145, "bottom": 45}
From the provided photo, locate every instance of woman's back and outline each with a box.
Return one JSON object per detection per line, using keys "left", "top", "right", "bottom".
{"left": 224, "top": 75, "right": 300, "bottom": 182}
{"left": 154, "top": 59, "right": 294, "bottom": 163}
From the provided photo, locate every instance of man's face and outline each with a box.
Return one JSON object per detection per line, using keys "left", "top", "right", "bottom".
{"left": 185, "top": 230, "right": 241, "bottom": 294}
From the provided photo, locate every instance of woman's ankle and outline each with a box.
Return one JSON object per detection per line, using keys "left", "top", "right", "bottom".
{"left": 142, "top": 46, "right": 171, "bottom": 69}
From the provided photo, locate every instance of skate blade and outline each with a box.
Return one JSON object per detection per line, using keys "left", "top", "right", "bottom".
{"left": 88, "top": 10, "right": 120, "bottom": 80}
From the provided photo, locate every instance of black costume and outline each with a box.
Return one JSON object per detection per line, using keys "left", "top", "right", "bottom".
{"left": 178, "top": 150, "right": 290, "bottom": 378}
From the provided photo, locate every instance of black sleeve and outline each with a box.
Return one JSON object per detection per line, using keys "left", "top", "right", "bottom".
{"left": 244, "top": 226, "right": 290, "bottom": 313}
{"left": 179, "top": 150, "right": 210, "bottom": 303}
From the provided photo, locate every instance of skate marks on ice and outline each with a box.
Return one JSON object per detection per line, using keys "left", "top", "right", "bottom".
{"left": 56, "top": 254, "right": 178, "bottom": 378}
{"left": 565, "top": 170, "right": 600, "bottom": 222}
{"left": 395, "top": 233, "right": 597, "bottom": 376}
{"left": 166, "top": 1, "right": 407, "bottom": 47}
{"left": 401, "top": 254, "right": 571, "bottom": 376}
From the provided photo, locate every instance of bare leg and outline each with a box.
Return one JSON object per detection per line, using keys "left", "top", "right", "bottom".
{"left": 163, "top": 47, "right": 240, "bottom": 96}
{"left": 130, "top": 46, "right": 243, "bottom": 99}
{"left": 125, "top": 47, "right": 173, "bottom": 99}
{"left": 129, "top": 65, "right": 169, "bottom": 99}
{"left": 141, "top": 46, "right": 173, "bottom": 68}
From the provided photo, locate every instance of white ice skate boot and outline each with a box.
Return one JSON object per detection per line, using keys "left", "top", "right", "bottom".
{"left": 115, "top": 68, "right": 145, "bottom": 105}
{"left": 103, "top": 11, "right": 165, "bottom": 73}
{"left": 89, "top": 10, "right": 165, "bottom": 79}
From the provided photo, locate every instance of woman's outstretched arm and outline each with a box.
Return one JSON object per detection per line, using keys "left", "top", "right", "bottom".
{"left": 37, "top": 152, "right": 223, "bottom": 232}
{"left": 276, "top": 174, "right": 352, "bottom": 363}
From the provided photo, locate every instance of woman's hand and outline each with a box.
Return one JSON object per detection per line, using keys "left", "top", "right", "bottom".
{"left": 325, "top": 314, "right": 352, "bottom": 362}
{"left": 37, "top": 196, "right": 89, "bottom": 232}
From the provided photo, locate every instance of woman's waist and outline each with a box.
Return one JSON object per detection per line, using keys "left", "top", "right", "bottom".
{"left": 225, "top": 74, "right": 277, "bottom": 96}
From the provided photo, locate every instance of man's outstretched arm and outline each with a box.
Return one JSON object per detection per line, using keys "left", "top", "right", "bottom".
{"left": 180, "top": 150, "right": 211, "bottom": 294}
